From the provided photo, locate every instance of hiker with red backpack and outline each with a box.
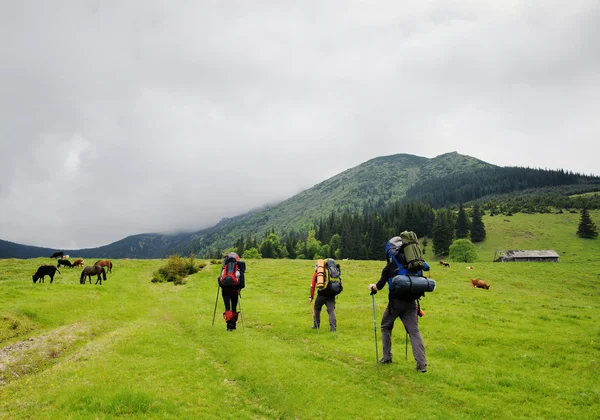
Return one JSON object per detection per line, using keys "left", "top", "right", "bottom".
{"left": 218, "top": 252, "right": 246, "bottom": 331}
{"left": 369, "top": 232, "right": 435, "bottom": 372}
{"left": 309, "top": 259, "right": 343, "bottom": 332}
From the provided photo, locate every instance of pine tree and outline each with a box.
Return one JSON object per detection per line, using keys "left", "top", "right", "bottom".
{"left": 470, "top": 203, "right": 486, "bottom": 243}
{"left": 576, "top": 207, "right": 598, "bottom": 238}
{"left": 455, "top": 203, "right": 470, "bottom": 239}
{"left": 432, "top": 208, "right": 455, "bottom": 256}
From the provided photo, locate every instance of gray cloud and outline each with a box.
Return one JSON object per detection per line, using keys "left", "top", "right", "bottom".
{"left": 1, "top": 0, "right": 599, "bottom": 248}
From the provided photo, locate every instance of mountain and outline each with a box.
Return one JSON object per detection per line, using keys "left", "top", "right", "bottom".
{"left": 0, "top": 232, "right": 197, "bottom": 260}
{"left": 168, "top": 152, "right": 493, "bottom": 256}
{"left": 0, "top": 240, "right": 61, "bottom": 259}
{"left": 2, "top": 151, "right": 599, "bottom": 259}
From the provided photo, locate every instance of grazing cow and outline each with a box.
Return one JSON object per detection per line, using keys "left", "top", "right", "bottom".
{"left": 80, "top": 265, "right": 107, "bottom": 285}
{"left": 33, "top": 266, "right": 61, "bottom": 283}
{"left": 471, "top": 278, "right": 490, "bottom": 289}
{"left": 72, "top": 258, "right": 84, "bottom": 268}
{"left": 94, "top": 260, "right": 113, "bottom": 274}
{"left": 439, "top": 260, "right": 451, "bottom": 267}
{"left": 57, "top": 259, "right": 72, "bottom": 268}
{"left": 50, "top": 251, "right": 64, "bottom": 259}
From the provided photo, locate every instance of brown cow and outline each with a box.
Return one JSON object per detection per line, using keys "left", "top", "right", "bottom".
{"left": 439, "top": 260, "right": 450, "bottom": 267}
{"left": 471, "top": 278, "right": 490, "bottom": 289}
{"left": 72, "top": 259, "right": 84, "bottom": 268}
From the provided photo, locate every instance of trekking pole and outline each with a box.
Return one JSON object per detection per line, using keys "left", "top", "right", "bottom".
{"left": 238, "top": 294, "right": 245, "bottom": 331}
{"left": 405, "top": 328, "right": 409, "bottom": 361}
{"left": 370, "top": 291, "right": 379, "bottom": 364}
{"left": 211, "top": 283, "right": 220, "bottom": 326}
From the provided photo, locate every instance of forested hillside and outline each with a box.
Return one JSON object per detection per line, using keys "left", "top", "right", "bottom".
{"left": 168, "top": 152, "right": 492, "bottom": 256}
{"left": 2, "top": 152, "right": 600, "bottom": 259}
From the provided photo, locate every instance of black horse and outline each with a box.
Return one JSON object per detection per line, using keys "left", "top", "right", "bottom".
{"left": 33, "top": 266, "right": 61, "bottom": 283}
{"left": 80, "top": 265, "right": 107, "bottom": 285}
{"left": 57, "top": 259, "right": 72, "bottom": 268}
{"left": 50, "top": 251, "right": 64, "bottom": 259}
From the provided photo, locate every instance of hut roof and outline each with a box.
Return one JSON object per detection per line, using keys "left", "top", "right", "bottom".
{"left": 503, "top": 250, "right": 560, "bottom": 258}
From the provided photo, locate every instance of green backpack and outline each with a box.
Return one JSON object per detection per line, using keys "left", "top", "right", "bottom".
{"left": 399, "top": 231, "right": 425, "bottom": 272}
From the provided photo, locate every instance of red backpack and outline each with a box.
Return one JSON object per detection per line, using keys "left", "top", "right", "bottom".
{"left": 219, "top": 252, "right": 245, "bottom": 288}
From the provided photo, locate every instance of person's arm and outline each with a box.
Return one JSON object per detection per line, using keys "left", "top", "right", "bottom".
{"left": 309, "top": 272, "right": 317, "bottom": 301}
{"left": 369, "top": 265, "right": 391, "bottom": 294}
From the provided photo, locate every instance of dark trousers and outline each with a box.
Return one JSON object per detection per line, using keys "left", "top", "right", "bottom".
{"left": 222, "top": 290, "right": 239, "bottom": 312}
{"left": 222, "top": 289, "right": 239, "bottom": 330}
{"left": 381, "top": 298, "right": 426, "bottom": 367}
{"left": 313, "top": 294, "right": 336, "bottom": 331}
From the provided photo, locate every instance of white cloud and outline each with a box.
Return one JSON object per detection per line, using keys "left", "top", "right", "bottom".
{"left": 1, "top": 0, "right": 599, "bottom": 248}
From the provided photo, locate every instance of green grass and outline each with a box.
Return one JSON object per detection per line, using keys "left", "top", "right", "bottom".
{"left": 473, "top": 210, "right": 600, "bottom": 263}
{"left": 1, "top": 212, "right": 600, "bottom": 419}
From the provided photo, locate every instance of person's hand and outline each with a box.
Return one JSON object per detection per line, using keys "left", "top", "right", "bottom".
{"left": 369, "top": 284, "right": 377, "bottom": 294}
{"left": 309, "top": 297, "right": 313, "bottom": 303}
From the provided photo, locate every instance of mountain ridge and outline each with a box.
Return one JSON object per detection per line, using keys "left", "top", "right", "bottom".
{"left": 2, "top": 151, "right": 597, "bottom": 259}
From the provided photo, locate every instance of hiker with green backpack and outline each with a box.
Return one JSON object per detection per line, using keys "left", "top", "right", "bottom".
{"left": 309, "top": 259, "right": 343, "bottom": 332}
{"left": 369, "top": 232, "right": 435, "bottom": 372}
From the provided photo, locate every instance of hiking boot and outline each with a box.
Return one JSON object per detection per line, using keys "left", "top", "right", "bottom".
{"left": 378, "top": 358, "right": 392, "bottom": 364}
{"left": 416, "top": 365, "right": 427, "bottom": 373}
{"left": 311, "top": 325, "right": 319, "bottom": 329}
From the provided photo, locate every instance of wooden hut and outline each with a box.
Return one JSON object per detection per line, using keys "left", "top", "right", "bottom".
{"left": 493, "top": 250, "right": 559, "bottom": 262}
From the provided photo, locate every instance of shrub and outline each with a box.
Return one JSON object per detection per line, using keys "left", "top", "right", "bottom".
{"left": 151, "top": 254, "right": 200, "bottom": 285}
{"left": 448, "top": 239, "right": 478, "bottom": 263}
{"left": 242, "top": 248, "right": 262, "bottom": 259}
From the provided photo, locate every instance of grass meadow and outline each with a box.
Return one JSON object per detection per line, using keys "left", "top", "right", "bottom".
{"left": 1, "top": 211, "right": 599, "bottom": 419}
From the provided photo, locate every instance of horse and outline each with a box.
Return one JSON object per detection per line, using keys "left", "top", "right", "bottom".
{"left": 94, "top": 260, "right": 113, "bottom": 273}
{"left": 57, "top": 259, "right": 72, "bottom": 268}
{"left": 80, "top": 265, "right": 107, "bottom": 285}
{"left": 33, "top": 266, "right": 61, "bottom": 283}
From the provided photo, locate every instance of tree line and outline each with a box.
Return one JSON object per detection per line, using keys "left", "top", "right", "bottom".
{"left": 404, "top": 166, "right": 600, "bottom": 208}
{"left": 207, "top": 200, "right": 487, "bottom": 260}
{"left": 206, "top": 189, "right": 600, "bottom": 260}
{"left": 202, "top": 166, "right": 600, "bottom": 260}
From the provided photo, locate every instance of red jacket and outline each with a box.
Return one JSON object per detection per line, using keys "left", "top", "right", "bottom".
{"left": 309, "top": 271, "right": 318, "bottom": 300}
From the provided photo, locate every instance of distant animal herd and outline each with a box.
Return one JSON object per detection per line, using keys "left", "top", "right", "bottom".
{"left": 32, "top": 252, "right": 491, "bottom": 290}
{"left": 32, "top": 251, "right": 114, "bottom": 285}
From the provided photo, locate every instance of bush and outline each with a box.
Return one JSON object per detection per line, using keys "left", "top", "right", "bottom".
{"left": 242, "top": 248, "right": 262, "bottom": 259}
{"left": 151, "top": 254, "right": 200, "bottom": 285}
{"left": 448, "top": 239, "right": 478, "bottom": 263}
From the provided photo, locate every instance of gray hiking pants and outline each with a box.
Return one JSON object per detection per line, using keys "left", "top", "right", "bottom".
{"left": 381, "top": 298, "right": 426, "bottom": 368}
{"left": 313, "top": 294, "right": 336, "bottom": 331}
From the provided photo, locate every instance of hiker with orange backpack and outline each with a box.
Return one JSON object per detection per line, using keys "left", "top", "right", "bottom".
{"left": 218, "top": 252, "right": 246, "bottom": 331}
{"left": 309, "top": 259, "right": 343, "bottom": 332}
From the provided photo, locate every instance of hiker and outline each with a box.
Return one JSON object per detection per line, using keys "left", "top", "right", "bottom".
{"left": 218, "top": 252, "right": 246, "bottom": 331}
{"left": 369, "top": 233, "right": 431, "bottom": 372}
{"left": 309, "top": 259, "right": 343, "bottom": 332}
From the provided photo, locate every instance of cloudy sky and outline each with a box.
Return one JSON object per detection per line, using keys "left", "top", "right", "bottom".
{"left": 1, "top": 1, "right": 599, "bottom": 249}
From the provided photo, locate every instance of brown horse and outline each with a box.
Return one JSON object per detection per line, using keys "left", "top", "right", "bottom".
{"left": 80, "top": 265, "right": 107, "bottom": 285}
{"left": 94, "top": 260, "right": 113, "bottom": 273}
